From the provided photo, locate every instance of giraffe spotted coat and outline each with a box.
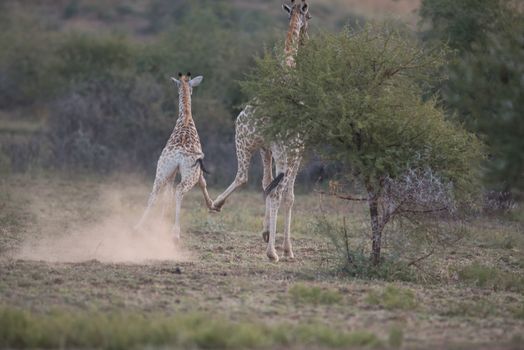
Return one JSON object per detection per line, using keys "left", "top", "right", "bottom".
{"left": 136, "top": 73, "right": 213, "bottom": 241}
{"left": 212, "top": 0, "right": 311, "bottom": 262}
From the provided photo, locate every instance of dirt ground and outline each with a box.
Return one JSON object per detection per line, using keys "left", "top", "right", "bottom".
{"left": 0, "top": 173, "right": 523, "bottom": 349}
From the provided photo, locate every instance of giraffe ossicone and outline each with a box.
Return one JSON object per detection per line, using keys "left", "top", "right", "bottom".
{"left": 211, "top": 0, "right": 312, "bottom": 262}
{"left": 135, "top": 73, "right": 214, "bottom": 244}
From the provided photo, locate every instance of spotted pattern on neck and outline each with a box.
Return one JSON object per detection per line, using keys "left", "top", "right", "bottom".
{"left": 166, "top": 77, "right": 202, "bottom": 155}
{"left": 284, "top": 8, "right": 303, "bottom": 68}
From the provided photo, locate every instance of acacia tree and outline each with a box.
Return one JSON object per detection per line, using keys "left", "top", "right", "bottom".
{"left": 242, "top": 23, "right": 482, "bottom": 265}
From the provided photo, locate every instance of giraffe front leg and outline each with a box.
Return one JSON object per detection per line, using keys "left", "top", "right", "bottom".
{"left": 266, "top": 190, "right": 283, "bottom": 262}
{"left": 265, "top": 145, "right": 290, "bottom": 262}
{"left": 281, "top": 185, "right": 295, "bottom": 260}
{"left": 281, "top": 160, "right": 300, "bottom": 260}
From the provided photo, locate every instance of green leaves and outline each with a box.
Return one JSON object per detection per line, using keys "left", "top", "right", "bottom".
{"left": 421, "top": 0, "right": 523, "bottom": 194}
{"left": 242, "top": 22, "right": 482, "bottom": 200}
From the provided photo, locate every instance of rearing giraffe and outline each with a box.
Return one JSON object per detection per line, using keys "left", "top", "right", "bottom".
{"left": 136, "top": 72, "right": 213, "bottom": 242}
{"left": 211, "top": 0, "right": 311, "bottom": 262}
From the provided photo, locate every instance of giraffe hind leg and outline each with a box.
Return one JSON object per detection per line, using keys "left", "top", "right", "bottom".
{"left": 211, "top": 145, "right": 256, "bottom": 211}
{"left": 135, "top": 158, "right": 178, "bottom": 231}
{"left": 172, "top": 158, "right": 201, "bottom": 242}
{"left": 161, "top": 174, "right": 177, "bottom": 220}
{"left": 211, "top": 109, "right": 261, "bottom": 212}
{"left": 199, "top": 173, "right": 214, "bottom": 211}
{"left": 260, "top": 148, "right": 273, "bottom": 242}
{"left": 135, "top": 176, "right": 169, "bottom": 230}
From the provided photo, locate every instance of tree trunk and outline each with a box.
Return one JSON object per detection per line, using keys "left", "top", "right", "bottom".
{"left": 368, "top": 190, "right": 382, "bottom": 266}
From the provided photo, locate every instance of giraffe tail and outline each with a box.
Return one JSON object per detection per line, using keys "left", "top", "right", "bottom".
{"left": 264, "top": 172, "right": 284, "bottom": 198}
{"left": 194, "top": 158, "right": 210, "bottom": 174}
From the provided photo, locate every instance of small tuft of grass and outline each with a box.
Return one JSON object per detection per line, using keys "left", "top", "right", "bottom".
{"left": 511, "top": 302, "right": 524, "bottom": 320}
{"left": 288, "top": 283, "right": 343, "bottom": 305}
{"left": 457, "top": 263, "right": 524, "bottom": 293}
{"left": 510, "top": 333, "right": 523, "bottom": 348}
{"left": 441, "top": 299, "right": 499, "bottom": 318}
{"left": 388, "top": 326, "right": 404, "bottom": 348}
{"left": 294, "top": 324, "right": 382, "bottom": 348}
{"left": 366, "top": 285, "right": 417, "bottom": 311}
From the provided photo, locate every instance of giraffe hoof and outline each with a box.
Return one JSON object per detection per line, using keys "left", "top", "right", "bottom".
{"left": 284, "top": 250, "right": 295, "bottom": 261}
{"left": 267, "top": 249, "right": 279, "bottom": 262}
{"left": 261, "top": 230, "right": 269, "bottom": 243}
{"left": 211, "top": 200, "right": 224, "bottom": 212}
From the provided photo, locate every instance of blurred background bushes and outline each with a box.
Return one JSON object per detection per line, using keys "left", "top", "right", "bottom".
{"left": 0, "top": 0, "right": 360, "bottom": 186}
{"left": 419, "top": 0, "right": 524, "bottom": 196}
{"left": 0, "top": 0, "right": 522, "bottom": 196}
{"left": 0, "top": 0, "right": 286, "bottom": 185}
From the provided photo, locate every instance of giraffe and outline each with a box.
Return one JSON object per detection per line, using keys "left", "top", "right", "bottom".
{"left": 136, "top": 72, "right": 214, "bottom": 242}
{"left": 211, "top": 0, "right": 311, "bottom": 262}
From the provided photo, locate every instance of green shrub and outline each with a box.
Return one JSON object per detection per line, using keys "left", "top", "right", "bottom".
{"left": 0, "top": 150, "right": 11, "bottom": 175}
{"left": 512, "top": 303, "right": 524, "bottom": 320}
{"left": 0, "top": 307, "right": 383, "bottom": 349}
{"left": 366, "top": 285, "right": 418, "bottom": 311}
{"left": 0, "top": 18, "right": 58, "bottom": 108}
{"left": 388, "top": 326, "right": 404, "bottom": 348}
{"left": 314, "top": 217, "right": 417, "bottom": 282}
{"left": 288, "top": 283, "right": 342, "bottom": 305}
{"left": 441, "top": 299, "right": 499, "bottom": 318}
{"left": 54, "top": 34, "right": 135, "bottom": 84}
{"left": 457, "top": 263, "right": 524, "bottom": 293}
{"left": 420, "top": 0, "right": 524, "bottom": 193}
{"left": 294, "top": 324, "right": 382, "bottom": 348}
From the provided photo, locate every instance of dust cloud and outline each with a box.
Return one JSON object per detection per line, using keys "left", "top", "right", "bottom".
{"left": 12, "top": 183, "right": 193, "bottom": 264}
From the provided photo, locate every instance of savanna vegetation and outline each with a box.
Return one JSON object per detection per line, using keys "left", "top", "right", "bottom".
{"left": 0, "top": 0, "right": 522, "bottom": 349}
{"left": 419, "top": 0, "right": 524, "bottom": 196}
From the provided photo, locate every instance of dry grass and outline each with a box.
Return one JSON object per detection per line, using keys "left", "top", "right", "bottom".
{"left": 0, "top": 172, "right": 523, "bottom": 349}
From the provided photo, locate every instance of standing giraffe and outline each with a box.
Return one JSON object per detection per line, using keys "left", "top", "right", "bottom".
{"left": 136, "top": 72, "right": 214, "bottom": 242}
{"left": 211, "top": 0, "right": 311, "bottom": 262}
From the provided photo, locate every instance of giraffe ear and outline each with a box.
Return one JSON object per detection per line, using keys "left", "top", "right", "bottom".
{"left": 300, "top": 3, "right": 308, "bottom": 14}
{"left": 282, "top": 4, "right": 291, "bottom": 14}
{"left": 189, "top": 76, "right": 203, "bottom": 87}
{"left": 170, "top": 77, "right": 181, "bottom": 86}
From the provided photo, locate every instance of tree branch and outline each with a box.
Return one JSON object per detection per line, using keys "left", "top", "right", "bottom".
{"left": 398, "top": 207, "right": 449, "bottom": 214}
{"left": 407, "top": 248, "right": 435, "bottom": 267}
{"left": 314, "top": 190, "right": 368, "bottom": 201}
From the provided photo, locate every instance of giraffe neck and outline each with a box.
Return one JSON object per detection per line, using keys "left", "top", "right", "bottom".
{"left": 178, "top": 83, "right": 193, "bottom": 127}
{"left": 284, "top": 10, "right": 303, "bottom": 68}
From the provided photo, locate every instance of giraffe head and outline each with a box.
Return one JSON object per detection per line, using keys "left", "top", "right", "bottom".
{"left": 170, "top": 72, "right": 203, "bottom": 96}
{"left": 170, "top": 72, "right": 203, "bottom": 126}
{"left": 282, "top": 0, "right": 311, "bottom": 38}
{"left": 282, "top": 0, "right": 311, "bottom": 67}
